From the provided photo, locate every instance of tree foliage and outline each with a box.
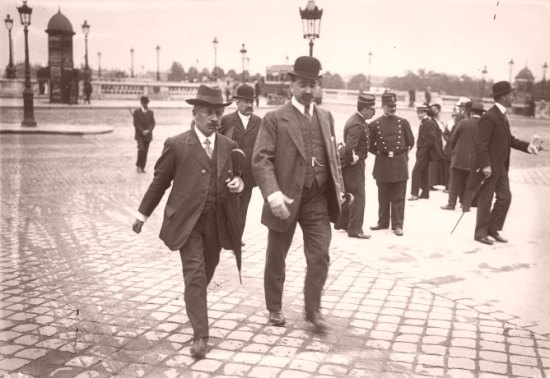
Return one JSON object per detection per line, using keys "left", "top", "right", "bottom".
{"left": 347, "top": 74, "right": 369, "bottom": 91}
{"left": 168, "top": 62, "right": 185, "bottom": 81}
{"left": 322, "top": 71, "right": 345, "bottom": 89}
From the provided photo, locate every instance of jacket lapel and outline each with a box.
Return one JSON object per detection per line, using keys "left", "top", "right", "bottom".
{"left": 216, "top": 135, "right": 232, "bottom": 180}
{"left": 282, "top": 103, "right": 306, "bottom": 161}
{"left": 315, "top": 107, "right": 332, "bottom": 153}
{"left": 189, "top": 130, "right": 211, "bottom": 170}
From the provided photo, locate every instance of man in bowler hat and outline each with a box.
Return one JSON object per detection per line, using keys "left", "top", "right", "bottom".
{"left": 133, "top": 96, "right": 156, "bottom": 173}
{"left": 368, "top": 93, "right": 415, "bottom": 236}
{"left": 131, "top": 85, "right": 244, "bottom": 359}
{"left": 219, "top": 84, "right": 262, "bottom": 243}
{"left": 335, "top": 93, "right": 376, "bottom": 239}
{"left": 252, "top": 56, "right": 344, "bottom": 333}
{"left": 474, "top": 81, "right": 541, "bottom": 245}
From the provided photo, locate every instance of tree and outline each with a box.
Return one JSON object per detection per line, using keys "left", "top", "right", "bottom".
{"left": 187, "top": 66, "right": 199, "bottom": 82}
{"left": 347, "top": 74, "right": 369, "bottom": 91}
{"left": 226, "top": 69, "right": 238, "bottom": 81}
{"left": 168, "top": 62, "right": 185, "bottom": 81}
{"left": 322, "top": 71, "right": 345, "bottom": 89}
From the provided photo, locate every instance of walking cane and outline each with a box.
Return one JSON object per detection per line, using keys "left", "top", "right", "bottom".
{"left": 127, "top": 107, "right": 134, "bottom": 116}
{"left": 450, "top": 173, "right": 487, "bottom": 235}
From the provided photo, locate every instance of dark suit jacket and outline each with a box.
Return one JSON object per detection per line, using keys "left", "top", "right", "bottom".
{"left": 341, "top": 112, "right": 369, "bottom": 167}
{"left": 475, "top": 105, "right": 529, "bottom": 176}
{"left": 219, "top": 110, "right": 262, "bottom": 188}
{"left": 450, "top": 117, "right": 478, "bottom": 171}
{"left": 137, "top": 129, "right": 240, "bottom": 251}
{"left": 134, "top": 108, "right": 156, "bottom": 141}
{"left": 252, "top": 102, "right": 344, "bottom": 232}
{"left": 417, "top": 117, "right": 443, "bottom": 161}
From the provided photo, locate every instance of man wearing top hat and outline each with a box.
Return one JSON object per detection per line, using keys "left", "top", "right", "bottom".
{"left": 368, "top": 93, "right": 415, "bottom": 236}
{"left": 133, "top": 95, "right": 156, "bottom": 173}
{"left": 219, "top": 84, "right": 262, "bottom": 243}
{"left": 131, "top": 85, "right": 244, "bottom": 359}
{"left": 252, "top": 56, "right": 344, "bottom": 333}
{"left": 473, "top": 81, "right": 541, "bottom": 245}
{"left": 335, "top": 93, "right": 376, "bottom": 239}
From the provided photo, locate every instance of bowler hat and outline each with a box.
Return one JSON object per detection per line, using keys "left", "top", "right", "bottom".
{"left": 358, "top": 93, "right": 376, "bottom": 107}
{"left": 471, "top": 101, "right": 484, "bottom": 113}
{"left": 186, "top": 85, "right": 232, "bottom": 106}
{"left": 140, "top": 96, "right": 150, "bottom": 104}
{"left": 381, "top": 92, "right": 397, "bottom": 106}
{"left": 233, "top": 84, "right": 256, "bottom": 101}
{"left": 492, "top": 81, "right": 514, "bottom": 99}
{"left": 288, "top": 56, "right": 322, "bottom": 81}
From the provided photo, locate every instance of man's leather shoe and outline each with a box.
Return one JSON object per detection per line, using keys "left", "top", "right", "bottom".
{"left": 489, "top": 232, "right": 508, "bottom": 243}
{"left": 475, "top": 236, "right": 494, "bottom": 245}
{"left": 190, "top": 337, "right": 208, "bottom": 359}
{"left": 348, "top": 233, "right": 371, "bottom": 239}
{"left": 305, "top": 312, "right": 328, "bottom": 334}
{"left": 394, "top": 228, "right": 404, "bottom": 236}
{"left": 268, "top": 311, "right": 286, "bottom": 326}
{"left": 441, "top": 204, "right": 455, "bottom": 210}
{"left": 370, "top": 224, "right": 388, "bottom": 231}
{"left": 408, "top": 195, "right": 419, "bottom": 201}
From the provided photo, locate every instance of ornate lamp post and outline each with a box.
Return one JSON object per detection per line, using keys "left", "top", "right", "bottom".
{"left": 212, "top": 37, "right": 218, "bottom": 79}
{"left": 508, "top": 58, "right": 514, "bottom": 83}
{"left": 156, "top": 44, "right": 160, "bottom": 81}
{"left": 480, "top": 65, "right": 488, "bottom": 98}
{"left": 130, "top": 48, "right": 134, "bottom": 78}
{"left": 4, "top": 14, "right": 16, "bottom": 78}
{"left": 240, "top": 43, "right": 247, "bottom": 82}
{"left": 367, "top": 50, "right": 373, "bottom": 90}
{"left": 97, "top": 51, "right": 101, "bottom": 78}
{"left": 82, "top": 20, "right": 90, "bottom": 80}
{"left": 299, "top": 0, "right": 323, "bottom": 57}
{"left": 17, "top": 0, "right": 36, "bottom": 127}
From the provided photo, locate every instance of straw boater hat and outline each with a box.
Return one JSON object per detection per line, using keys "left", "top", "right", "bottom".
{"left": 186, "top": 85, "right": 232, "bottom": 106}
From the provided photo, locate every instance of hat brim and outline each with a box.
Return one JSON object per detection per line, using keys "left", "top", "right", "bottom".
{"left": 186, "top": 99, "right": 233, "bottom": 107}
{"left": 492, "top": 88, "right": 514, "bottom": 98}
{"left": 233, "top": 95, "right": 256, "bottom": 101}
{"left": 288, "top": 71, "right": 322, "bottom": 81}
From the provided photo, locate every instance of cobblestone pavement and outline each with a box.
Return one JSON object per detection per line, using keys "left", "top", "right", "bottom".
{"left": 1, "top": 122, "right": 550, "bottom": 378}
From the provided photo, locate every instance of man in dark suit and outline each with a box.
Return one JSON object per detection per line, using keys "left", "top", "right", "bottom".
{"left": 335, "top": 94, "right": 376, "bottom": 239}
{"left": 131, "top": 85, "right": 244, "bottom": 359}
{"left": 474, "top": 81, "right": 540, "bottom": 245}
{"left": 409, "top": 105, "right": 442, "bottom": 200}
{"left": 368, "top": 93, "right": 415, "bottom": 236}
{"left": 219, "top": 84, "right": 262, "bottom": 242}
{"left": 133, "top": 96, "right": 156, "bottom": 173}
{"left": 441, "top": 101, "right": 484, "bottom": 211}
{"left": 252, "top": 56, "right": 344, "bottom": 333}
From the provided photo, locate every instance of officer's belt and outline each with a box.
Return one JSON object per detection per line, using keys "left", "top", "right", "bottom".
{"left": 377, "top": 149, "right": 407, "bottom": 157}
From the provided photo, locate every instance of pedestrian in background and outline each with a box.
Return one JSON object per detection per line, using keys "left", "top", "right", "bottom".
{"left": 335, "top": 94, "right": 376, "bottom": 239}
{"left": 132, "top": 85, "right": 244, "bottom": 359}
{"left": 428, "top": 103, "right": 448, "bottom": 190}
{"left": 473, "top": 81, "right": 541, "bottom": 245}
{"left": 252, "top": 56, "right": 344, "bottom": 334}
{"left": 219, "top": 84, "right": 262, "bottom": 244}
{"left": 133, "top": 96, "right": 156, "bottom": 173}
{"left": 369, "top": 93, "right": 415, "bottom": 236}
{"left": 254, "top": 80, "right": 261, "bottom": 107}
{"left": 83, "top": 81, "right": 92, "bottom": 104}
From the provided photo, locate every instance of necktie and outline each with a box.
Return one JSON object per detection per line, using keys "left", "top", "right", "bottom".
{"left": 204, "top": 139, "right": 213, "bottom": 159}
{"left": 305, "top": 105, "right": 311, "bottom": 119}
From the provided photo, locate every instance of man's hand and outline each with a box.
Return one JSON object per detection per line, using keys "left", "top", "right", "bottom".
{"left": 268, "top": 192, "right": 294, "bottom": 219}
{"left": 528, "top": 143, "right": 542, "bottom": 154}
{"left": 143, "top": 130, "right": 151, "bottom": 136}
{"left": 132, "top": 219, "right": 144, "bottom": 234}
{"left": 350, "top": 150, "right": 359, "bottom": 165}
{"left": 226, "top": 177, "right": 244, "bottom": 193}
{"left": 481, "top": 166, "right": 492, "bottom": 177}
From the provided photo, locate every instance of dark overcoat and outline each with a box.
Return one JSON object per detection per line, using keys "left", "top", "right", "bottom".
{"left": 133, "top": 108, "right": 156, "bottom": 141}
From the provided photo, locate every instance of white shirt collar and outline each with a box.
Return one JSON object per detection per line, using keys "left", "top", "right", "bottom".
{"left": 141, "top": 106, "right": 148, "bottom": 113}
{"left": 194, "top": 127, "right": 216, "bottom": 147}
{"left": 495, "top": 102, "right": 507, "bottom": 114}
{"left": 291, "top": 96, "right": 314, "bottom": 116}
{"left": 237, "top": 111, "right": 251, "bottom": 128}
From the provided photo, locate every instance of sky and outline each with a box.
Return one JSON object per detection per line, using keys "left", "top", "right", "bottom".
{"left": 1, "top": 0, "right": 549, "bottom": 82}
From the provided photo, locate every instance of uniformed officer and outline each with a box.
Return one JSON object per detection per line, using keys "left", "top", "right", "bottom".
{"left": 368, "top": 93, "right": 415, "bottom": 236}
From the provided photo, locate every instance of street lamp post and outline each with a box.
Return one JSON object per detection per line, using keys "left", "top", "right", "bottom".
{"left": 543, "top": 62, "right": 548, "bottom": 100}
{"left": 156, "top": 45, "right": 160, "bottom": 81}
{"left": 82, "top": 20, "right": 90, "bottom": 80}
{"left": 299, "top": 0, "right": 323, "bottom": 57}
{"left": 97, "top": 51, "right": 101, "bottom": 77}
{"left": 367, "top": 51, "right": 373, "bottom": 90}
{"left": 4, "top": 14, "right": 16, "bottom": 79}
{"left": 130, "top": 48, "right": 134, "bottom": 78}
{"left": 480, "top": 65, "right": 488, "bottom": 98}
{"left": 17, "top": 0, "right": 36, "bottom": 127}
{"left": 212, "top": 37, "right": 218, "bottom": 79}
{"left": 240, "top": 43, "right": 247, "bottom": 82}
{"left": 508, "top": 58, "right": 514, "bottom": 83}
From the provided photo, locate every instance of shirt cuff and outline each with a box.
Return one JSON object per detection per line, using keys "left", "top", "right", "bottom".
{"left": 267, "top": 190, "right": 283, "bottom": 203}
{"left": 136, "top": 212, "right": 148, "bottom": 222}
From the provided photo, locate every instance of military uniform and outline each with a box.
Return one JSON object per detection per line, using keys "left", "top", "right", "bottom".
{"left": 368, "top": 100, "right": 414, "bottom": 232}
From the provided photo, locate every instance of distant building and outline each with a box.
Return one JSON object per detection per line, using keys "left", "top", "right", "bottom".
{"left": 513, "top": 66, "right": 535, "bottom": 115}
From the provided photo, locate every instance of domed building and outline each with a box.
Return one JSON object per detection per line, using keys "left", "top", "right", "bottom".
{"left": 513, "top": 66, "right": 535, "bottom": 115}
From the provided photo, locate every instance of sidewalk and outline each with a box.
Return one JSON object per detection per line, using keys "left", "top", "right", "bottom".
{"left": 1, "top": 114, "right": 550, "bottom": 377}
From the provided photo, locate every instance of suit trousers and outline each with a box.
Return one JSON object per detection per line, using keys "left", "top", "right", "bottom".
{"left": 264, "top": 181, "right": 331, "bottom": 317}
{"left": 338, "top": 160, "right": 366, "bottom": 235}
{"left": 447, "top": 168, "right": 470, "bottom": 207}
{"left": 376, "top": 180, "right": 407, "bottom": 229}
{"left": 411, "top": 150, "right": 430, "bottom": 197}
{"left": 475, "top": 170, "right": 511, "bottom": 239}
{"left": 179, "top": 208, "right": 221, "bottom": 340}
{"left": 136, "top": 139, "right": 151, "bottom": 170}
{"left": 238, "top": 187, "right": 253, "bottom": 237}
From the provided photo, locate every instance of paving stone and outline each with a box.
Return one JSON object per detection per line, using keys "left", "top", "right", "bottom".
{"left": 448, "top": 357, "right": 476, "bottom": 370}
{"left": 479, "top": 360, "right": 509, "bottom": 374}
{"left": 249, "top": 366, "right": 281, "bottom": 378}
{"left": 0, "top": 357, "right": 30, "bottom": 371}
{"left": 511, "top": 364, "right": 543, "bottom": 377}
